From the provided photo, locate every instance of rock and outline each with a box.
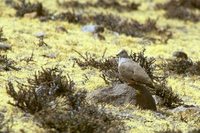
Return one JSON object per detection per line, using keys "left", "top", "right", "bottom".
{"left": 170, "top": 105, "right": 200, "bottom": 113}
{"left": 87, "top": 83, "right": 157, "bottom": 111}
{"left": 169, "top": 105, "right": 200, "bottom": 124}
{"left": 82, "top": 24, "right": 104, "bottom": 33}
{"left": 0, "top": 42, "right": 11, "bottom": 51}
{"left": 82, "top": 25, "right": 96, "bottom": 33}
{"left": 87, "top": 84, "right": 135, "bottom": 105}
{"left": 35, "top": 31, "right": 46, "bottom": 38}
{"left": 42, "top": 53, "right": 57, "bottom": 58}
{"left": 24, "top": 12, "right": 38, "bottom": 19}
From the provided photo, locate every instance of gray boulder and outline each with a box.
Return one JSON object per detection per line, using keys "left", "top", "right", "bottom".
{"left": 87, "top": 83, "right": 157, "bottom": 111}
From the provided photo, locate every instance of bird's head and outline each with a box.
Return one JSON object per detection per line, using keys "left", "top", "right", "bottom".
{"left": 116, "top": 49, "right": 129, "bottom": 58}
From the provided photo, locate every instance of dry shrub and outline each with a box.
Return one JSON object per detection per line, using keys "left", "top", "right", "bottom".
{"left": 45, "top": 12, "right": 171, "bottom": 43}
{"left": 93, "top": 14, "right": 172, "bottom": 43}
{"left": 156, "top": 129, "right": 182, "bottom": 133}
{"left": 36, "top": 100, "right": 124, "bottom": 133}
{"left": 57, "top": 0, "right": 140, "bottom": 12}
{"left": 189, "top": 61, "right": 200, "bottom": 75}
{"left": 11, "top": 0, "right": 48, "bottom": 17}
{"left": 162, "top": 59, "right": 193, "bottom": 75}
{"left": 156, "top": 0, "right": 200, "bottom": 22}
{"left": 157, "top": 0, "right": 200, "bottom": 10}
{"left": 0, "top": 28, "right": 11, "bottom": 51}
{"left": 6, "top": 67, "right": 125, "bottom": 132}
{"left": 161, "top": 51, "right": 200, "bottom": 76}
{"left": 6, "top": 68, "right": 75, "bottom": 114}
{"left": 0, "top": 55, "right": 20, "bottom": 71}
{"left": 0, "top": 28, "right": 7, "bottom": 42}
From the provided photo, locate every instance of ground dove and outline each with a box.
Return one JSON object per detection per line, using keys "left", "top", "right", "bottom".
{"left": 117, "top": 49, "right": 154, "bottom": 88}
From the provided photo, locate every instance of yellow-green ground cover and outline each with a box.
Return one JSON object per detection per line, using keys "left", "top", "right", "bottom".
{"left": 0, "top": 0, "right": 200, "bottom": 132}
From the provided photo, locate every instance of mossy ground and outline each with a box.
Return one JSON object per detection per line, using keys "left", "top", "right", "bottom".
{"left": 0, "top": 0, "right": 200, "bottom": 132}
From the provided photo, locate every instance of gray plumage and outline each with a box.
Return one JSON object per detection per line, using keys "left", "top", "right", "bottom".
{"left": 117, "top": 49, "right": 154, "bottom": 88}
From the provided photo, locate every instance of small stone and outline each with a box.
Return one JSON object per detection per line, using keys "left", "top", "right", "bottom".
{"left": 42, "top": 53, "right": 57, "bottom": 58}
{"left": 24, "top": 12, "right": 38, "bottom": 18}
{"left": 0, "top": 42, "right": 11, "bottom": 51}
{"left": 82, "top": 24, "right": 104, "bottom": 33}
{"left": 35, "top": 31, "right": 46, "bottom": 38}
{"left": 169, "top": 105, "right": 200, "bottom": 124}
{"left": 87, "top": 83, "right": 157, "bottom": 111}
{"left": 170, "top": 105, "right": 200, "bottom": 113}
{"left": 82, "top": 25, "right": 96, "bottom": 32}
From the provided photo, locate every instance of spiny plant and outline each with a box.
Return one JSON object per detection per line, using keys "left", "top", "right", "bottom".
{"left": 0, "top": 27, "right": 7, "bottom": 42}
{"left": 0, "top": 55, "right": 20, "bottom": 71}
{"left": 161, "top": 51, "right": 200, "bottom": 76}
{"left": 156, "top": 0, "right": 200, "bottom": 22}
{"left": 57, "top": 0, "right": 140, "bottom": 12}
{"left": 6, "top": 67, "right": 75, "bottom": 114}
{"left": 6, "top": 67, "right": 125, "bottom": 132}
{"left": 11, "top": 0, "right": 48, "bottom": 17}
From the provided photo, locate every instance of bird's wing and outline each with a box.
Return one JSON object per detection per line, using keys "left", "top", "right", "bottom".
{"left": 119, "top": 60, "right": 152, "bottom": 85}
{"left": 119, "top": 61, "right": 133, "bottom": 75}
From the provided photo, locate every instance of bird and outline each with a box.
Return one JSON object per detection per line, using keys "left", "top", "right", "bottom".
{"left": 117, "top": 49, "right": 154, "bottom": 88}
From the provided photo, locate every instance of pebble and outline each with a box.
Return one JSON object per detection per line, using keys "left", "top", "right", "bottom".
{"left": 82, "top": 24, "right": 104, "bottom": 33}
{"left": 35, "top": 31, "right": 46, "bottom": 38}
{"left": 0, "top": 42, "right": 11, "bottom": 51}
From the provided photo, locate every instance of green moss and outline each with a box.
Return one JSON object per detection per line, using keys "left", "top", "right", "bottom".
{"left": 0, "top": 0, "right": 200, "bottom": 132}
